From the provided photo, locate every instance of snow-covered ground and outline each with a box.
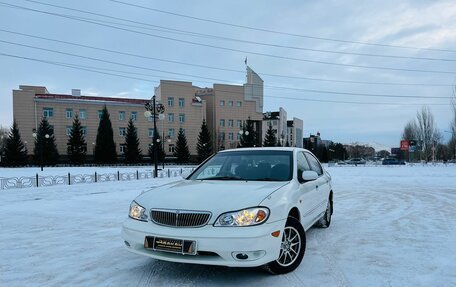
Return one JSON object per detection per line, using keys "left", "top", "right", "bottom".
{"left": 0, "top": 165, "right": 455, "bottom": 286}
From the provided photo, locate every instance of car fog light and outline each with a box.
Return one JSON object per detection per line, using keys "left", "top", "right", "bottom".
{"left": 231, "top": 250, "right": 266, "bottom": 261}
{"left": 236, "top": 253, "right": 248, "bottom": 260}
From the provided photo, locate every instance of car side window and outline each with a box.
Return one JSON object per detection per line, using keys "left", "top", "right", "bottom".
{"left": 297, "top": 152, "right": 311, "bottom": 174}
{"left": 305, "top": 153, "right": 323, "bottom": 176}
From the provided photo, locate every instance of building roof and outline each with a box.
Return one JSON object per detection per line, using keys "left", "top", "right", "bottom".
{"left": 35, "top": 94, "right": 150, "bottom": 105}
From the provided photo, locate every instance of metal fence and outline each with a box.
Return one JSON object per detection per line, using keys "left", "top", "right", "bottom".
{"left": 0, "top": 168, "right": 193, "bottom": 190}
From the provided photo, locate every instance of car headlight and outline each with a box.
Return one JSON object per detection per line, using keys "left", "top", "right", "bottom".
{"left": 129, "top": 201, "right": 148, "bottom": 221}
{"left": 214, "top": 207, "right": 269, "bottom": 227}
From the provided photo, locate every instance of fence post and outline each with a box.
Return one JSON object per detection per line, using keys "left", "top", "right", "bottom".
{"left": 168, "top": 169, "right": 170, "bottom": 177}
{"left": 136, "top": 170, "right": 139, "bottom": 180}
{"left": 117, "top": 170, "right": 120, "bottom": 181}
{"left": 68, "top": 172, "right": 71, "bottom": 185}
{"left": 36, "top": 173, "right": 39, "bottom": 187}
{"left": 95, "top": 172, "right": 97, "bottom": 183}
{"left": 180, "top": 168, "right": 183, "bottom": 174}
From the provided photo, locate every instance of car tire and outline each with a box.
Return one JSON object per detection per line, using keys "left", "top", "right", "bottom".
{"left": 316, "top": 197, "right": 332, "bottom": 228}
{"left": 264, "top": 217, "right": 306, "bottom": 275}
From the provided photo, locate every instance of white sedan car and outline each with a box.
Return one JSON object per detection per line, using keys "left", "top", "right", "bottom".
{"left": 121, "top": 147, "right": 333, "bottom": 274}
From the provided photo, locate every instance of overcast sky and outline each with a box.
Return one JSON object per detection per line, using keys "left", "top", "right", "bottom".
{"left": 1, "top": 0, "right": 455, "bottom": 147}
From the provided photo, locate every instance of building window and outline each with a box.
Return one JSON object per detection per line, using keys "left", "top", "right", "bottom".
{"left": 220, "top": 100, "right": 225, "bottom": 106}
{"left": 179, "top": 98, "right": 185, "bottom": 107}
{"left": 273, "top": 120, "right": 278, "bottom": 126}
{"left": 237, "top": 101, "right": 242, "bottom": 107}
{"left": 65, "top": 108, "right": 73, "bottom": 119}
{"left": 168, "top": 113, "right": 174, "bottom": 122}
{"left": 228, "top": 101, "right": 233, "bottom": 107}
{"left": 220, "top": 119, "right": 225, "bottom": 127}
{"left": 168, "top": 97, "right": 174, "bottom": 107}
{"left": 131, "top": 111, "right": 137, "bottom": 121}
{"left": 237, "top": 133, "right": 241, "bottom": 140}
{"left": 219, "top": 132, "right": 225, "bottom": 140}
{"left": 120, "top": 144, "right": 126, "bottom": 154}
{"left": 228, "top": 119, "right": 233, "bottom": 127}
{"left": 179, "top": 113, "right": 185, "bottom": 123}
{"left": 119, "top": 127, "right": 126, "bottom": 137}
{"left": 66, "top": 126, "right": 72, "bottom": 136}
{"left": 168, "top": 144, "right": 175, "bottom": 153}
{"left": 168, "top": 128, "right": 175, "bottom": 139}
{"left": 79, "top": 109, "right": 86, "bottom": 119}
{"left": 237, "top": 120, "right": 242, "bottom": 128}
{"left": 119, "top": 111, "right": 125, "bottom": 121}
{"left": 228, "top": 132, "right": 234, "bottom": 140}
{"left": 98, "top": 110, "right": 103, "bottom": 119}
{"left": 148, "top": 128, "right": 155, "bottom": 138}
{"left": 43, "top": 107, "right": 53, "bottom": 118}
{"left": 82, "top": 126, "right": 87, "bottom": 136}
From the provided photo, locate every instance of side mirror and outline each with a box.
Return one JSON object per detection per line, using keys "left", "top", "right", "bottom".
{"left": 298, "top": 170, "right": 318, "bottom": 183}
{"left": 181, "top": 170, "right": 192, "bottom": 179}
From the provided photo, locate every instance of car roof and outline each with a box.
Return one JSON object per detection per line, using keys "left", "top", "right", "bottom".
{"left": 218, "top": 147, "right": 308, "bottom": 153}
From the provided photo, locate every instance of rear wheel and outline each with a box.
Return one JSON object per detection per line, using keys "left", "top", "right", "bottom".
{"left": 264, "top": 217, "right": 306, "bottom": 274}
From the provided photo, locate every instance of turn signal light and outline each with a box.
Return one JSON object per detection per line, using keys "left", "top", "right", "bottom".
{"left": 271, "top": 230, "right": 280, "bottom": 237}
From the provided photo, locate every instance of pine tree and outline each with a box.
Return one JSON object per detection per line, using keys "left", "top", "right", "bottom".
{"left": 34, "top": 117, "right": 59, "bottom": 166}
{"left": 239, "top": 117, "right": 256, "bottom": 147}
{"left": 94, "top": 106, "right": 117, "bottom": 164}
{"left": 196, "top": 119, "right": 213, "bottom": 163}
{"left": 124, "top": 118, "right": 142, "bottom": 163}
{"left": 263, "top": 124, "right": 277, "bottom": 147}
{"left": 148, "top": 130, "right": 165, "bottom": 162}
{"left": 174, "top": 128, "right": 190, "bottom": 163}
{"left": 67, "top": 115, "right": 86, "bottom": 165}
{"left": 4, "top": 120, "right": 28, "bottom": 166}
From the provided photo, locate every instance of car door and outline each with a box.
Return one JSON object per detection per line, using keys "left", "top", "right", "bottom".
{"left": 296, "top": 151, "right": 320, "bottom": 229}
{"left": 304, "top": 152, "right": 330, "bottom": 221}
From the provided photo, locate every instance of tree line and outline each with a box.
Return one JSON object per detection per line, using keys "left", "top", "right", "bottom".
{"left": 0, "top": 107, "right": 270, "bottom": 167}
{"left": 402, "top": 103, "right": 456, "bottom": 162}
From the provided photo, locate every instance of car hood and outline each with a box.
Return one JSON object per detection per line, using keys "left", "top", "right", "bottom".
{"left": 136, "top": 180, "right": 289, "bottom": 218}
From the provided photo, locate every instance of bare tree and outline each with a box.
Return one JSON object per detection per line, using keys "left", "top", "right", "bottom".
{"left": 0, "top": 125, "right": 8, "bottom": 158}
{"left": 402, "top": 120, "right": 418, "bottom": 140}
{"left": 449, "top": 85, "right": 456, "bottom": 159}
{"left": 416, "top": 106, "right": 439, "bottom": 161}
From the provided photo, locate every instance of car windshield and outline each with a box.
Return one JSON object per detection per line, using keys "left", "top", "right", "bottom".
{"left": 189, "top": 150, "right": 293, "bottom": 181}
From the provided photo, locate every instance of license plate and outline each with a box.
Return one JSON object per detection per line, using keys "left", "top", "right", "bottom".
{"left": 144, "top": 236, "right": 197, "bottom": 255}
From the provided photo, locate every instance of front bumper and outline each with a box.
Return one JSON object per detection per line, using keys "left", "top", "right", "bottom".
{"left": 121, "top": 218, "right": 286, "bottom": 267}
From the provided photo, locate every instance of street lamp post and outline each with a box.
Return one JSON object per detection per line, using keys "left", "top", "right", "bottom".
{"left": 238, "top": 130, "right": 249, "bottom": 148}
{"left": 144, "top": 96, "right": 158, "bottom": 177}
{"left": 33, "top": 132, "right": 49, "bottom": 171}
{"left": 145, "top": 96, "right": 165, "bottom": 177}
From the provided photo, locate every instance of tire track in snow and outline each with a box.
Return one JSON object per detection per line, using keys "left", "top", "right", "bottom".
{"left": 312, "top": 230, "right": 352, "bottom": 287}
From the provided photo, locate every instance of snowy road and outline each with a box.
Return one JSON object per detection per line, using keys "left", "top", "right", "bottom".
{"left": 1, "top": 165, "right": 455, "bottom": 286}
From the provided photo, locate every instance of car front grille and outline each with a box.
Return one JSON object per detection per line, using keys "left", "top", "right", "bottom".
{"left": 150, "top": 209, "right": 211, "bottom": 227}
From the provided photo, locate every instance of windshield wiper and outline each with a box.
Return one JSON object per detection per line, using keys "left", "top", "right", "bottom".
{"left": 254, "top": 177, "right": 280, "bottom": 181}
{"left": 202, "top": 175, "right": 243, "bottom": 180}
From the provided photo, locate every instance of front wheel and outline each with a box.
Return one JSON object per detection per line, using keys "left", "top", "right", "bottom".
{"left": 264, "top": 217, "right": 306, "bottom": 274}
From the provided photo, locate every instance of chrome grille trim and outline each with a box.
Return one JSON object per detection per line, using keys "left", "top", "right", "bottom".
{"left": 150, "top": 209, "right": 211, "bottom": 228}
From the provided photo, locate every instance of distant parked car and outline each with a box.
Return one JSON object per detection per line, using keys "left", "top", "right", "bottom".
{"left": 345, "top": 158, "right": 366, "bottom": 165}
{"left": 122, "top": 147, "right": 334, "bottom": 274}
{"left": 382, "top": 158, "right": 405, "bottom": 165}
